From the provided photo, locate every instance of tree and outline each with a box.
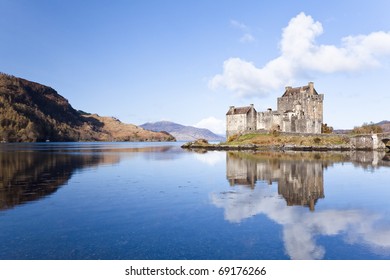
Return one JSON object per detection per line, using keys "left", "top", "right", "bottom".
{"left": 321, "top": 123, "right": 333, "bottom": 134}
{"left": 352, "top": 122, "right": 383, "bottom": 134}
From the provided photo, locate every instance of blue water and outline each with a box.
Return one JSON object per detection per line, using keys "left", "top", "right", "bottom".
{"left": 0, "top": 142, "right": 390, "bottom": 260}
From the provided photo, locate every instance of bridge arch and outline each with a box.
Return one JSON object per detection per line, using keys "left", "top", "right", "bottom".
{"left": 382, "top": 138, "right": 390, "bottom": 149}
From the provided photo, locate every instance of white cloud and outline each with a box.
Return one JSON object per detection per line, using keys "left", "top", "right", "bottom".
{"left": 210, "top": 12, "right": 390, "bottom": 97}
{"left": 230, "top": 19, "right": 255, "bottom": 44}
{"left": 194, "top": 116, "right": 225, "bottom": 135}
{"left": 240, "top": 33, "right": 255, "bottom": 43}
{"left": 208, "top": 57, "right": 292, "bottom": 96}
{"left": 193, "top": 152, "right": 225, "bottom": 166}
{"left": 230, "top": 20, "right": 248, "bottom": 30}
{"left": 211, "top": 186, "right": 390, "bottom": 260}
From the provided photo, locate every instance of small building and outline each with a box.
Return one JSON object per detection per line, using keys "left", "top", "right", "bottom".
{"left": 226, "top": 82, "right": 324, "bottom": 137}
{"left": 226, "top": 104, "right": 257, "bottom": 137}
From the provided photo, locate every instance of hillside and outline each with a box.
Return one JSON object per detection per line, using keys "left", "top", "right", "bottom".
{"left": 82, "top": 114, "right": 175, "bottom": 142}
{"left": 334, "top": 121, "right": 390, "bottom": 134}
{"left": 0, "top": 73, "right": 175, "bottom": 142}
{"left": 377, "top": 120, "right": 390, "bottom": 132}
{"left": 140, "top": 121, "right": 225, "bottom": 142}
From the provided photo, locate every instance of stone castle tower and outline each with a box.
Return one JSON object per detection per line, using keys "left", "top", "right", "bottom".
{"left": 226, "top": 82, "right": 324, "bottom": 137}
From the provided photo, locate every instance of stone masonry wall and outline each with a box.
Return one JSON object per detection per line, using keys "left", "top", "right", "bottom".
{"left": 226, "top": 106, "right": 257, "bottom": 138}
{"left": 277, "top": 93, "right": 324, "bottom": 123}
{"left": 257, "top": 111, "right": 282, "bottom": 131}
{"left": 226, "top": 114, "right": 248, "bottom": 138}
{"left": 227, "top": 83, "right": 324, "bottom": 136}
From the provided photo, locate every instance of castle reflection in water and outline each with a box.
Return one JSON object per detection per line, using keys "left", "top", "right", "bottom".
{"left": 226, "top": 151, "right": 390, "bottom": 211}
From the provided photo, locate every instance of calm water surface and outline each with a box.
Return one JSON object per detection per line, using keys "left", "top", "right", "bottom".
{"left": 1, "top": 142, "right": 390, "bottom": 260}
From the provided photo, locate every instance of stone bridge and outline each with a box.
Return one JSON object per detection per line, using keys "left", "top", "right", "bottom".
{"left": 351, "top": 133, "right": 390, "bottom": 150}
{"left": 381, "top": 134, "right": 390, "bottom": 147}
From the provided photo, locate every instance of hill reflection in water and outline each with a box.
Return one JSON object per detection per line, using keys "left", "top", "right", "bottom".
{"left": 1, "top": 143, "right": 390, "bottom": 260}
{"left": 0, "top": 143, "right": 178, "bottom": 210}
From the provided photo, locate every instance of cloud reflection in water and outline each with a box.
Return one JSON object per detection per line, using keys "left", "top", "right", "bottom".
{"left": 211, "top": 151, "right": 390, "bottom": 259}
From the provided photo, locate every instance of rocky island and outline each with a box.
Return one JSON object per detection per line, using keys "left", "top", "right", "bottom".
{"left": 182, "top": 132, "right": 390, "bottom": 152}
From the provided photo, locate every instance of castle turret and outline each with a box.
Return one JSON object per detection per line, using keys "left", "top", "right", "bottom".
{"left": 308, "top": 82, "right": 314, "bottom": 95}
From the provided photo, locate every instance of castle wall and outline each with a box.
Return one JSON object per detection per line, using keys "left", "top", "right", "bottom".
{"left": 247, "top": 107, "right": 257, "bottom": 131}
{"left": 226, "top": 114, "right": 248, "bottom": 138}
{"left": 276, "top": 91, "right": 323, "bottom": 134}
{"left": 257, "top": 111, "right": 283, "bottom": 131}
{"left": 282, "top": 118, "right": 292, "bottom": 132}
{"left": 350, "top": 135, "right": 374, "bottom": 150}
{"left": 277, "top": 92, "right": 324, "bottom": 123}
{"left": 257, "top": 112, "right": 323, "bottom": 133}
{"left": 226, "top": 107, "right": 257, "bottom": 138}
{"left": 227, "top": 83, "right": 324, "bottom": 136}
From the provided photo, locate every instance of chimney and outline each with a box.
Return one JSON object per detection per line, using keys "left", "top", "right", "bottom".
{"left": 229, "top": 106, "right": 235, "bottom": 113}
{"left": 250, "top": 104, "right": 254, "bottom": 108}
{"left": 285, "top": 86, "right": 292, "bottom": 92}
{"left": 308, "top": 82, "right": 314, "bottom": 94}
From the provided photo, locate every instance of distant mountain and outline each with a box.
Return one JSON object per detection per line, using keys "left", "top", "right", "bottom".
{"left": 140, "top": 121, "right": 225, "bottom": 142}
{"left": 334, "top": 120, "right": 390, "bottom": 134}
{"left": 376, "top": 120, "right": 390, "bottom": 132}
{"left": 0, "top": 73, "right": 175, "bottom": 142}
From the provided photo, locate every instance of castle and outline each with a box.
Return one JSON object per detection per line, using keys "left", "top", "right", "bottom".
{"left": 226, "top": 82, "right": 324, "bottom": 137}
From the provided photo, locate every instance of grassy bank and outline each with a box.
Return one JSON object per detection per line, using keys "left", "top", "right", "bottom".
{"left": 226, "top": 132, "right": 351, "bottom": 147}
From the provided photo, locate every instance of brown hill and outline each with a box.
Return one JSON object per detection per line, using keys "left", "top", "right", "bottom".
{"left": 377, "top": 120, "right": 390, "bottom": 133}
{"left": 0, "top": 73, "right": 175, "bottom": 142}
{"left": 80, "top": 114, "right": 176, "bottom": 142}
{"left": 140, "top": 121, "right": 225, "bottom": 141}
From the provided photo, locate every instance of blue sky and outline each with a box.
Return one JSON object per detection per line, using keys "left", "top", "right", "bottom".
{"left": 1, "top": 0, "right": 390, "bottom": 133}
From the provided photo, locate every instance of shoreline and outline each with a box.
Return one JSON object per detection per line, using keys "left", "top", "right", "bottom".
{"left": 181, "top": 133, "right": 390, "bottom": 152}
{"left": 182, "top": 142, "right": 358, "bottom": 151}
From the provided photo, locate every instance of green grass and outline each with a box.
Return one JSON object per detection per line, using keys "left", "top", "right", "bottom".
{"left": 226, "top": 133, "right": 350, "bottom": 147}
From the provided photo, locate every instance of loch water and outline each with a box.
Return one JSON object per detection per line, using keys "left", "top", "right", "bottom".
{"left": 1, "top": 142, "right": 390, "bottom": 260}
